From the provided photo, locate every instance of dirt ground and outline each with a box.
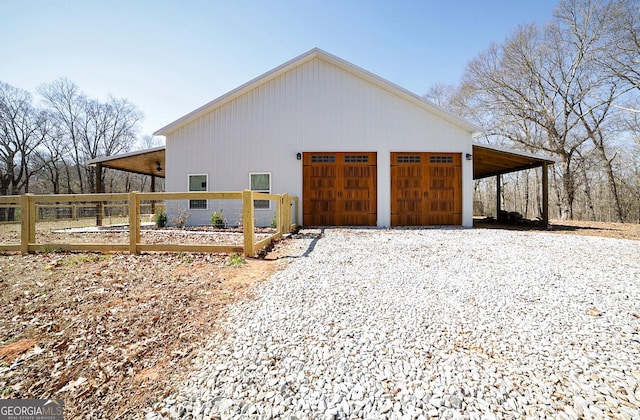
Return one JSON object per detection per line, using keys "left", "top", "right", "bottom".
{"left": 475, "top": 218, "right": 640, "bottom": 241}
{"left": 0, "top": 220, "right": 638, "bottom": 419}
{"left": 0, "top": 240, "right": 292, "bottom": 419}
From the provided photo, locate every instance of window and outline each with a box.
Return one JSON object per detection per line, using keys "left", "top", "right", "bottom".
{"left": 311, "top": 155, "right": 335, "bottom": 163}
{"left": 397, "top": 155, "right": 421, "bottom": 163}
{"left": 430, "top": 155, "right": 453, "bottom": 163}
{"left": 250, "top": 173, "right": 271, "bottom": 209}
{"left": 344, "top": 155, "right": 369, "bottom": 163}
{"left": 188, "top": 174, "right": 207, "bottom": 209}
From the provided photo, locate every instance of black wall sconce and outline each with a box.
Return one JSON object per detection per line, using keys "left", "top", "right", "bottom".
{"left": 296, "top": 152, "right": 302, "bottom": 160}
{"left": 465, "top": 153, "right": 473, "bottom": 161}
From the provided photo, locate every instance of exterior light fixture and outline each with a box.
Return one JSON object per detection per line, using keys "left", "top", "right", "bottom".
{"left": 466, "top": 153, "right": 473, "bottom": 161}
{"left": 296, "top": 152, "right": 302, "bottom": 160}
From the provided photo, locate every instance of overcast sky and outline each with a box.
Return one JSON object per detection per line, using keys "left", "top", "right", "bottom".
{"left": 1, "top": 0, "right": 559, "bottom": 141}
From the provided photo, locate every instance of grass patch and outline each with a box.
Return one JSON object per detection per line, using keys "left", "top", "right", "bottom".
{"left": 40, "top": 245, "right": 62, "bottom": 254}
{"left": 225, "top": 253, "right": 246, "bottom": 267}
{"left": 63, "top": 253, "right": 110, "bottom": 267}
{"left": 0, "top": 335, "right": 21, "bottom": 346}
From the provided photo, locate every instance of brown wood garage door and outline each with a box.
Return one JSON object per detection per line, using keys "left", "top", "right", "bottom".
{"left": 303, "top": 152, "right": 377, "bottom": 226}
{"left": 391, "top": 152, "right": 462, "bottom": 226}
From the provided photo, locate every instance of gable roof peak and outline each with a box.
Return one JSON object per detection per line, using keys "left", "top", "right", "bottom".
{"left": 154, "top": 48, "right": 481, "bottom": 136}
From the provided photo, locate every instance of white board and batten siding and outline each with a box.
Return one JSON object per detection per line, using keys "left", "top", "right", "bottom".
{"left": 161, "top": 49, "right": 477, "bottom": 227}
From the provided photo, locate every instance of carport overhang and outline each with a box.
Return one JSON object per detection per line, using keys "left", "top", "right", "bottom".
{"left": 471, "top": 143, "right": 556, "bottom": 225}
{"left": 87, "top": 146, "right": 166, "bottom": 179}
{"left": 86, "top": 146, "right": 165, "bottom": 226}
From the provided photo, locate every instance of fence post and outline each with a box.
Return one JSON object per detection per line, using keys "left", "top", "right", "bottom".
{"left": 29, "top": 197, "right": 36, "bottom": 246}
{"left": 283, "top": 194, "right": 292, "bottom": 233}
{"left": 20, "top": 194, "right": 31, "bottom": 254}
{"left": 276, "top": 194, "right": 283, "bottom": 235}
{"left": 129, "top": 191, "right": 140, "bottom": 255}
{"left": 242, "top": 189, "right": 255, "bottom": 257}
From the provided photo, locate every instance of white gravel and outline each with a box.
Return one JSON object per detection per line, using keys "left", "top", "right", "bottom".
{"left": 147, "top": 228, "right": 640, "bottom": 419}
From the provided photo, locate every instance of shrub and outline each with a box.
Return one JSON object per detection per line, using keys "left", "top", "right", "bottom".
{"left": 211, "top": 209, "right": 225, "bottom": 229}
{"left": 154, "top": 210, "right": 167, "bottom": 228}
{"left": 170, "top": 207, "right": 190, "bottom": 228}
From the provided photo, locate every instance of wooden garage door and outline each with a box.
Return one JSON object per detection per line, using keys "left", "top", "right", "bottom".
{"left": 303, "top": 152, "right": 377, "bottom": 226}
{"left": 391, "top": 152, "right": 462, "bottom": 226}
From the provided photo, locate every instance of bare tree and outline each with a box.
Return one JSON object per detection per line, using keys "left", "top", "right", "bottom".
{"left": 40, "top": 80, "right": 142, "bottom": 193}
{"left": 0, "top": 82, "right": 49, "bottom": 195}
{"left": 557, "top": 0, "right": 639, "bottom": 221}
{"left": 78, "top": 96, "right": 141, "bottom": 192}
{"left": 140, "top": 134, "right": 164, "bottom": 149}
{"left": 461, "top": 24, "right": 583, "bottom": 218}
{"left": 601, "top": 0, "right": 640, "bottom": 99}
{"left": 33, "top": 113, "right": 73, "bottom": 194}
{"left": 38, "top": 78, "right": 87, "bottom": 192}
{"left": 458, "top": 0, "right": 639, "bottom": 220}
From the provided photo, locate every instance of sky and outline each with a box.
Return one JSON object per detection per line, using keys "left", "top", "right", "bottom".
{"left": 1, "top": 0, "right": 559, "bottom": 142}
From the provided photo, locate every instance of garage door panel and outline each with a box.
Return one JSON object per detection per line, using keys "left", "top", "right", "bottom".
{"left": 343, "top": 199, "right": 371, "bottom": 212}
{"left": 303, "top": 152, "right": 376, "bottom": 226}
{"left": 391, "top": 152, "right": 461, "bottom": 226}
{"left": 309, "top": 198, "right": 336, "bottom": 211}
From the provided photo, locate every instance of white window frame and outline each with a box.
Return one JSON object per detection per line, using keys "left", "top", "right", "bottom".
{"left": 250, "top": 172, "right": 271, "bottom": 210}
{"left": 188, "top": 173, "right": 208, "bottom": 210}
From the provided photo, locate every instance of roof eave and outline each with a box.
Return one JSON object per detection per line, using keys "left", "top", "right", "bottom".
{"left": 472, "top": 142, "right": 557, "bottom": 164}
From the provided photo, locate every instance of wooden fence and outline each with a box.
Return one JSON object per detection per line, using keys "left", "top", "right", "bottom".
{"left": 0, "top": 190, "right": 298, "bottom": 257}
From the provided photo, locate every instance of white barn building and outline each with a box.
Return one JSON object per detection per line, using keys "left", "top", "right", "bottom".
{"left": 154, "top": 48, "right": 482, "bottom": 228}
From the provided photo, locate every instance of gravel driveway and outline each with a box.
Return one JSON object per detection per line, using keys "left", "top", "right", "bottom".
{"left": 149, "top": 228, "right": 640, "bottom": 419}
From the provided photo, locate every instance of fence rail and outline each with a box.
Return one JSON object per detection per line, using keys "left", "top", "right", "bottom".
{"left": 0, "top": 190, "right": 298, "bottom": 257}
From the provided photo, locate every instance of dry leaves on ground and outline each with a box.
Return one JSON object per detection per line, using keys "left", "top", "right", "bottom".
{"left": 0, "top": 247, "right": 286, "bottom": 419}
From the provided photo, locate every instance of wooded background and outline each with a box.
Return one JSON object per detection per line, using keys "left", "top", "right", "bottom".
{"left": 426, "top": 0, "right": 640, "bottom": 223}
{"left": 0, "top": 78, "right": 161, "bottom": 198}
{"left": 1, "top": 0, "right": 638, "bottom": 223}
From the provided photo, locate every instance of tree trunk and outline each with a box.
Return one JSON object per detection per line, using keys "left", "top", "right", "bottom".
{"left": 560, "top": 158, "right": 576, "bottom": 220}
{"left": 552, "top": 168, "right": 563, "bottom": 219}
{"left": 65, "top": 164, "right": 73, "bottom": 194}
{"left": 596, "top": 146, "right": 624, "bottom": 223}
{"left": 75, "top": 158, "right": 85, "bottom": 193}
{"left": 578, "top": 157, "right": 597, "bottom": 221}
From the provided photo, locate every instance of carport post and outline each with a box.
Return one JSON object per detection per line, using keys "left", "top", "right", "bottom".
{"left": 150, "top": 175, "right": 156, "bottom": 215}
{"left": 496, "top": 174, "right": 501, "bottom": 221}
{"left": 542, "top": 163, "right": 549, "bottom": 226}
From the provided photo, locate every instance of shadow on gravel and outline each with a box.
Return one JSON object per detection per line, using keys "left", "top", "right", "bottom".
{"left": 301, "top": 228, "right": 325, "bottom": 257}
{"left": 289, "top": 228, "right": 324, "bottom": 257}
